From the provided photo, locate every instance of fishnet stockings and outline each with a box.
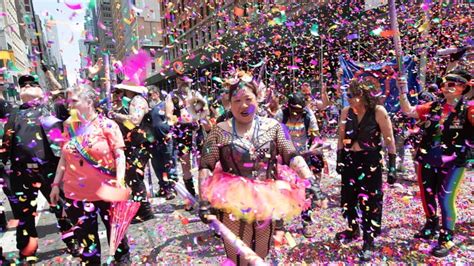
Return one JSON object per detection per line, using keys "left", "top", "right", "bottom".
{"left": 219, "top": 212, "right": 274, "bottom": 266}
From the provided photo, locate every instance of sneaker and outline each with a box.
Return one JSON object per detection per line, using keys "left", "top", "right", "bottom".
{"left": 19, "top": 253, "right": 38, "bottom": 265}
{"left": 358, "top": 242, "right": 374, "bottom": 262}
{"left": 335, "top": 228, "right": 360, "bottom": 243}
{"left": 431, "top": 240, "right": 455, "bottom": 257}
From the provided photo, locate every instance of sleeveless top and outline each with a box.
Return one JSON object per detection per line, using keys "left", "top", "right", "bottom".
{"left": 343, "top": 108, "right": 382, "bottom": 151}
{"left": 199, "top": 116, "right": 297, "bottom": 180}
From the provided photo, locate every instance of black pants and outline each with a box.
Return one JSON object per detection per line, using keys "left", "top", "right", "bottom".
{"left": 150, "top": 142, "right": 176, "bottom": 192}
{"left": 3, "top": 162, "right": 74, "bottom": 254}
{"left": 341, "top": 150, "right": 383, "bottom": 244}
{"left": 125, "top": 164, "right": 153, "bottom": 218}
{"left": 64, "top": 199, "right": 129, "bottom": 264}
{"left": 301, "top": 153, "right": 326, "bottom": 222}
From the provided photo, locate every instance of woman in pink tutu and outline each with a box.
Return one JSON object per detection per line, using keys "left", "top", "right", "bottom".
{"left": 197, "top": 71, "right": 316, "bottom": 265}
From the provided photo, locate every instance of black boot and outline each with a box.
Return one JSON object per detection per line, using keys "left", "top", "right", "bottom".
{"left": 0, "top": 209, "right": 6, "bottom": 233}
{"left": 131, "top": 202, "right": 155, "bottom": 224}
{"left": 358, "top": 241, "right": 374, "bottom": 262}
{"left": 414, "top": 216, "right": 440, "bottom": 240}
{"left": 63, "top": 237, "right": 80, "bottom": 257}
{"left": 335, "top": 225, "right": 360, "bottom": 243}
{"left": 432, "top": 228, "right": 455, "bottom": 257}
{"left": 184, "top": 179, "right": 197, "bottom": 197}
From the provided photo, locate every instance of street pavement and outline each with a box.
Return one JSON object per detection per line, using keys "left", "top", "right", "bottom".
{"left": 0, "top": 141, "right": 473, "bottom": 264}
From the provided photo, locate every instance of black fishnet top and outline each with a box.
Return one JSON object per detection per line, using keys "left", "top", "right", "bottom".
{"left": 199, "top": 116, "right": 298, "bottom": 180}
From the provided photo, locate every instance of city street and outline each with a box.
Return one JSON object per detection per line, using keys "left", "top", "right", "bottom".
{"left": 1, "top": 144, "right": 472, "bottom": 264}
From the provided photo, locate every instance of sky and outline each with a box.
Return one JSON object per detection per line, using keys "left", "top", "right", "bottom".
{"left": 33, "top": 0, "right": 86, "bottom": 85}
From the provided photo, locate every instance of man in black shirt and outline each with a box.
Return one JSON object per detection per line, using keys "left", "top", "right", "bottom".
{"left": 0, "top": 75, "right": 78, "bottom": 262}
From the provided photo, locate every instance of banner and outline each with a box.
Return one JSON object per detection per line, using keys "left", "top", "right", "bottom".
{"left": 338, "top": 55, "right": 420, "bottom": 114}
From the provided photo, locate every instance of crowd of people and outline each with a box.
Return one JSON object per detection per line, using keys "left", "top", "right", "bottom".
{"left": 0, "top": 46, "right": 471, "bottom": 264}
{"left": 0, "top": 1, "right": 472, "bottom": 264}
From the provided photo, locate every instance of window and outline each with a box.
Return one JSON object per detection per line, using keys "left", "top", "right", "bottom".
{"left": 151, "top": 62, "right": 156, "bottom": 71}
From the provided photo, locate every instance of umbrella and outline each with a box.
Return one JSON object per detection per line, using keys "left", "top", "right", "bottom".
{"left": 96, "top": 184, "right": 139, "bottom": 256}
{"left": 109, "top": 200, "right": 140, "bottom": 256}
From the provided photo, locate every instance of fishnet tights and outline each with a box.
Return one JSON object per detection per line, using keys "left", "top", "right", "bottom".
{"left": 219, "top": 212, "right": 274, "bottom": 266}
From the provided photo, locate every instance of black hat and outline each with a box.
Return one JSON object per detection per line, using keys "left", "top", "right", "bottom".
{"left": 18, "top": 75, "right": 38, "bottom": 87}
{"left": 288, "top": 92, "right": 306, "bottom": 109}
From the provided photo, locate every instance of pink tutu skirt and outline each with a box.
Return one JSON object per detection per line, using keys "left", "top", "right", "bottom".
{"left": 201, "top": 163, "right": 310, "bottom": 222}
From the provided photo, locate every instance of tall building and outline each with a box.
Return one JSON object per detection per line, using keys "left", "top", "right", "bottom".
{"left": 96, "top": 0, "right": 115, "bottom": 54}
{"left": 44, "top": 21, "right": 68, "bottom": 88}
{"left": 78, "top": 39, "right": 89, "bottom": 79}
{"left": 112, "top": 0, "right": 163, "bottom": 78}
{"left": 0, "top": 0, "right": 30, "bottom": 101}
{"left": 147, "top": 0, "right": 316, "bottom": 88}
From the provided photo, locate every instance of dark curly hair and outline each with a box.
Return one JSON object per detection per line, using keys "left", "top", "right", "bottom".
{"left": 347, "top": 77, "right": 381, "bottom": 110}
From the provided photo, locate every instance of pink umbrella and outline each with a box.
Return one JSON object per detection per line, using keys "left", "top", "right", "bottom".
{"left": 96, "top": 184, "right": 139, "bottom": 256}
{"left": 109, "top": 200, "right": 140, "bottom": 256}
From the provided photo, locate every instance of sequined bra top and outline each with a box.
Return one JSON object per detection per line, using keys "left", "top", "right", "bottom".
{"left": 199, "top": 116, "right": 297, "bottom": 180}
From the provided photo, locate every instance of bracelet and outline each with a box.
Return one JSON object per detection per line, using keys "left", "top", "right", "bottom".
{"left": 51, "top": 183, "right": 60, "bottom": 188}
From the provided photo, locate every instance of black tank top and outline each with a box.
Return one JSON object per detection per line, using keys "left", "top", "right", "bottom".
{"left": 344, "top": 108, "right": 382, "bottom": 151}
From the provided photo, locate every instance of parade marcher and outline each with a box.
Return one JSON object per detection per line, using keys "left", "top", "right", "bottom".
{"left": 398, "top": 69, "right": 473, "bottom": 257}
{"left": 148, "top": 88, "right": 176, "bottom": 200}
{"left": 336, "top": 78, "right": 397, "bottom": 261}
{"left": 216, "top": 89, "right": 233, "bottom": 123}
{"left": 0, "top": 74, "right": 79, "bottom": 262}
{"left": 198, "top": 72, "right": 313, "bottom": 264}
{"left": 275, "top": 92, "right": 328, "bottom": 238}
{"left": 109, "top": 81, "right": 155, "bottom": 223}
{"left": 165, "top": 75, "right": 206, "bottom": 209}
{"left": 301, "top": 82, "right": 330, "bottom": 111}
{"left": 50, "top": 84, "right": 130, "bottom": 264}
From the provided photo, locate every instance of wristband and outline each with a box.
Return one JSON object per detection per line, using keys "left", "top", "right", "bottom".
{"left": 51, "top": 183, "right": 60, "bottom": 188}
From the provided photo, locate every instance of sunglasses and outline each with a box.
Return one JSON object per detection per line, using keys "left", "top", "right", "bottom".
{"left": 442, "top": 81, "right": 463, "bottom": 88}
{"left": 20, "top": 81, "right": 39, "bottom": 88}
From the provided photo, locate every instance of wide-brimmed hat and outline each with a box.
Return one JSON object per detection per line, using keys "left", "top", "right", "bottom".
{"left": 114, "top": 80, "right": 148, "bottom": 94}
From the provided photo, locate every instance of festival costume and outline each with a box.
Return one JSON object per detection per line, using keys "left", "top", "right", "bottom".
{"left": 0, "top": 103, "right": 76, "bottom": 258}
{"left": 413, "top": 97, "right": 473, "bottom": 256}
{"left": 199, "top": 116, "right": 308, "bottom": 264}
{"left": 339, "top": 107, "right": 384, "bottom": 247}
{"left": 62, "top": 115, "right": 129, "bottom": 264}
{"left": 116, "top": 95, "right": 155, "bottom": 221}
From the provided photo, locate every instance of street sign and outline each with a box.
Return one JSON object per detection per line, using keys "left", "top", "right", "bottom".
{"left": 365, "top": 0, "right": 388, "bottom": 11}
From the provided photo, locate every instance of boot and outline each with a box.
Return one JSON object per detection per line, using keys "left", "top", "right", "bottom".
{"left": 335, "top": 225, "right": 360, "bottom": 243}
{"left": 184, "top": 179, "right": 197, "bottom": 197}
{"left": 431, "top": 228, "right": 455, "bottom": 257}
{"left": 63, "top": 237, "right": 80, "bottom": 257}
{"left": 131, "top": 202, "right": 155, "bottom": 224}
{"left": 358, "top": 241, "right": 374, "bottom": 262}
{"left": 414, "top": 216, "right": 440, "bottom": 240}
{"left": 0, "top": 209, "right": 6, "bottom": 233}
